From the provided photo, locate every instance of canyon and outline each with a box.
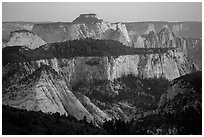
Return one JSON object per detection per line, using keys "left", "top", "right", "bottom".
{"left": 2, "top": 14, "right": 202, "bottom": 125}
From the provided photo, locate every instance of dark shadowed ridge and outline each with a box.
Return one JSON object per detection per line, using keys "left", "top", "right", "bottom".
{"left": 2, "top": 38, "right": 175, "bottom": 65}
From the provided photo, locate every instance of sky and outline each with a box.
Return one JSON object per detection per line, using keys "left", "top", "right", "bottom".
{"left": 2, "top": 2, "right": 202, "bottom": 22}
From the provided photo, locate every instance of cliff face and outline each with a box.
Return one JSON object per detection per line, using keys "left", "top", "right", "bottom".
{"left": 3, "top": 49, "right": 192, "bottom": 90}
{"left": 32, "top": 21, "right": 131, "bottom": 46}
{"left": 129, "top": 26, "right": 202, "bottom": 69}
{"left": 6, "top": 30, "right": 46, "bottom": 49}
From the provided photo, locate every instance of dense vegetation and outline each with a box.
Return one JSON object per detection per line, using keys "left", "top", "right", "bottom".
{"left": 3, "top": 38, "right": 175, "bottom": 65}
{"left": 103, "top": 108, "right": 201, "bottom": 135}
{"left": 158, "top": 71, "right": 202, "bottom": 134}
{"left": 73, "top": 74, "right": 170, "bottom": 113}
{"left": 2, "top": 105, "right": 106, "bottom": 135}
{"left": 10, "top": 29, "right": 35, "bottom": 37}
{"left": 3, "top": 100, "right": 201, "bottom": 135}
{"left": 172, "top": 71, "right": 202, "bottom": 92}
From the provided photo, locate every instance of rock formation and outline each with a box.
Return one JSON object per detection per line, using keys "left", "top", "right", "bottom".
{"left": 73, "top": 13, "right": 102, "bottom": 23}
{"left": 130, "top": 27, "right": 202, "bottom": 69}
{"left": 2, "top": 22, "right": 34, "bottom": 43}
{"left": 6, "top": 30, "right": 46, "bottom": 49}
{"left": 2, "top": 65, "right": 95, "bottom": 122}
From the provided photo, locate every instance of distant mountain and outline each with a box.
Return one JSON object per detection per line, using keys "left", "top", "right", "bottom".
{"left": 2, "top": 22, "right": 35, "bottom": 42}
{"left": 73, "top": 13, "right": 103, "bottom": 23}
{"left": 125, "top": 21, "right": 202, "bottom": 38}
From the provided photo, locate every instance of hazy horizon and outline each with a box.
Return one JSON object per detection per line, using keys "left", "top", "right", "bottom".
{"left": 2, "top": 2, "right": 202, "bottom": 22}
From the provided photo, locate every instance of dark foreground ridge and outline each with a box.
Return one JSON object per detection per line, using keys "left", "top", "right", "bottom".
{"left": 2, "top": 105, "right": 105, "bottom": 135}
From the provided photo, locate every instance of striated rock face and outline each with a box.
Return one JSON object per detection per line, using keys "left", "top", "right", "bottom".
{"left": 2, "top": 65, "right": 94, "bottom": 122}
{"left": 74, "top": 92, "right": 111, "bottom": 124}
{"left": 6, "top": 30, "right": 46, "bottom": 49}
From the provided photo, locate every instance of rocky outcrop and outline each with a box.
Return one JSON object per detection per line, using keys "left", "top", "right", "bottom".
{"left": 2, "top": 65, "right": 94, "bottom": 122}
{"left": 74, "top": 92, "right": 111, "bottom": 124}
{"left": 6, "top": 30, "right": 46, "bottom": 49}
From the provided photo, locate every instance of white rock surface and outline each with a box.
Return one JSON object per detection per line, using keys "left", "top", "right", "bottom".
{"left": 6, "top": 31, "right": 46, "bottom": 49}
{"left": 3, "top": 66, "right": 93, "bottom": 122}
